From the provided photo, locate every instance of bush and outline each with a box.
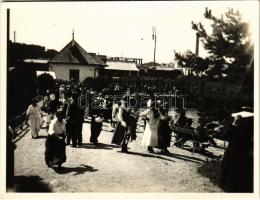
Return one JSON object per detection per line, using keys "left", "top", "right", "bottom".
{"left": 36, "top": 73, "right": 55, "bottom": 95}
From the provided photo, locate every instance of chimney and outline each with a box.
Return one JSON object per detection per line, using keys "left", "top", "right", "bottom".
{"left": 195, "top": 33, "right": 199, "bottom": 56}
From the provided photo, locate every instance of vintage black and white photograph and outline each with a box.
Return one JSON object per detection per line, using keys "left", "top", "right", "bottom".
{"left": 1, "top": 0, "right": 259, "bottom": 197}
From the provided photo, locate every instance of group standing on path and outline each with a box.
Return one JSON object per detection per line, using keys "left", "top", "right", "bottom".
{"left": 26, "top": 88, "right": 175, "bottom": 168}
{"left": 111, "top": 95, "right": 172, "bottom": 154}
{"left": 139, "top": 97, "right": 172, "bottom": 154}
{"left": 24, "top": 81, "right": 254, "bottom": 193}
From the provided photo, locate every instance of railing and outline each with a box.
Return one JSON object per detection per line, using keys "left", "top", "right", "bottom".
{"left": 8, "top": 111, "right": 29, "bottom": 137}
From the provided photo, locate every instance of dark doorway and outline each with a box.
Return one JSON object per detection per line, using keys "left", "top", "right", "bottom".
{"left": 69, "top": 69, "right": 79, "bottom": 81}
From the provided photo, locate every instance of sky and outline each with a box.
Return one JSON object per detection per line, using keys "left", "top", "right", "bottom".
{"left": 2, "top": 1, "right": 259, "bottom": 63}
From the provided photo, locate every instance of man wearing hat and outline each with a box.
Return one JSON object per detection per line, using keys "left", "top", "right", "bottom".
{"left": 111, "top": 95, "right": 131, "bottom": 153}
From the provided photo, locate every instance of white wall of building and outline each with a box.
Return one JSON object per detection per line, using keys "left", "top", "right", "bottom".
{"left": 49, "top": 63, "right": 99, "bottom": 81}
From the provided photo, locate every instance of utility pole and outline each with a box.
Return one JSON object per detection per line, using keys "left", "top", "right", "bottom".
{"left": 152, "top": 26, "right": 157, "bottom": 67}
{"left": 7, "top": 9, "right": 10, "bottom": 70}
{"left": 7, "top": 9, "right": 10, "bottom": 43}
{"left": 13, "top": 31, "right": 16, "bottom": 43}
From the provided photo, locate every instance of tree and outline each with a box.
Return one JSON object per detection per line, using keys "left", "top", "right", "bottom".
{"left": 175, "top": 7, "right": 254, "bottom": 80}
{"left": 192, "top": 7, "right": 253, "bottom": 79}
{"left": 83, "top": 77, "right": 94, "bottom": 89}
{"left": 174, "top": 50, "right": 210, "bottom": 76}
{"left": 7, "top": 41, "right": 58, "bottom": 68}
{"left": 36, "top": 73, "right": 55, "bottom": 95}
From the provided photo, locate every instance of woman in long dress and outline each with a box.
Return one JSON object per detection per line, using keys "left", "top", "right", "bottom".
{"left": 140, "top": 101, "right": 160, "bottom": 153}
{"left": 111, "top": 96, "right": 131, "bottom": 153}
{"left": 111, "top": 100, "right": 120, "bottom": 129}
{"left": 157, "top": 107, "right": 172, "bottom": 154}
{"left": 219, "top": 114, "right": 253, "bottom": 192}
{"left": 26, "top": 98, "right": 42, "bottom": 139}
{"left": 45, "top": 111, "right": 66, "bottom": 168}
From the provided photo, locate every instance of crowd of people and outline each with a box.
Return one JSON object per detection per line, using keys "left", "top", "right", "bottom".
{"left": 25, "top": 82, "right": 178, "bottom": 168}
{"left": 23, "top": 80, "right": 254, "bottom": 193}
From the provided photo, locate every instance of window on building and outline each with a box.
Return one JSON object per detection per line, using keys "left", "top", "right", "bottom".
{"left": 69, "top": 69, "right": 79, "bottom": 81}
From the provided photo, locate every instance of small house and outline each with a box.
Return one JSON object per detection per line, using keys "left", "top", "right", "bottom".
{"left": 49, "top": 39, "right": 107, "bottom": 81}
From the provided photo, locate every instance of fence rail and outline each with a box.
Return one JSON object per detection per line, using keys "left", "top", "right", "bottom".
{"left": 8, "top": 111, "right": 29, "bottom": 137}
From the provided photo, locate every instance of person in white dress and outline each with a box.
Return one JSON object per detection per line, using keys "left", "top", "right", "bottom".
{"left": 111, "top": 100, "right": 120, "bottom": 129}
{"left": 140, "top": 100, "right": 160, "bottom": 153}
{"left": 26, "top": 98, "right": 42, "bottom": 139}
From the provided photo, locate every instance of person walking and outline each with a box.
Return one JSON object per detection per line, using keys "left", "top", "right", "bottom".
{"left": 140, "top": 100, "right": 160, "bottom": 153}
{"left": 111, "top": 100, "right": 120, "bottom": 130}
{"left": 49, "top": 91, "right": 59, "bottom": 115}
{"left": 90, "top": 111, "right": 103, "bottom": 146}
{"left": 157, "top": 106, "right": 172, "bottom": 154}
{"left": 26, "top": 98, "right": 42, "bottom": 139}
{"left": 111, "top": 96, "right": 131, "bottom": 153}
{"left": 45, "top": 111, "right": 66, "bottom": 168}
{"left": 66, "top": 92, "right": 85, "bottom": 147}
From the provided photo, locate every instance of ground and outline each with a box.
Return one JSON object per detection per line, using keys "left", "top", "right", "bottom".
{"left": 13, "top": 117, "right": 224, "bottom": 193}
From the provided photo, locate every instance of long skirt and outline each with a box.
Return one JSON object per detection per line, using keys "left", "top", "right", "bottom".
{"left": 141, "top": 120, "right": 158, "bottom": 147}
{"left": 45, "top": 135, "right": 66, "bottom": 167}
{"left": 219, "top": 144, "right": 253, "bottom": 192}
{"left": 29, "top": 116, "right": 40, "bottom": 137}
{"left": 102, "top": 108, "right": 112, "bottom": 122}
{"left": 111, "top": 123, "right": 127, "bottom": 146}
{"left": 90, "top": 120, "right": 102, "bottom": 144}
{"left": 129, "top": 115, "right": 137, "bottom": 141}
{"left": 157, "top": 120, "right": 171, "bottom": 148}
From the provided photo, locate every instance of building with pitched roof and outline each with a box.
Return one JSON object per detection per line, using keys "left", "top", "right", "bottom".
{"left": 48, "top": 38, "right": 107, "bottom": 81}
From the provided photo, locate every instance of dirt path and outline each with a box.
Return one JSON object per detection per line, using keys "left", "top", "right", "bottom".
{"left": 14, "top": 118, "right": 223, "bottom": 193}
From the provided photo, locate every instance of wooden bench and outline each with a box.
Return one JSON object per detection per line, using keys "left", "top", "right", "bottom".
{"left": 172, "top": 126, "right": 210, "bottom": 154}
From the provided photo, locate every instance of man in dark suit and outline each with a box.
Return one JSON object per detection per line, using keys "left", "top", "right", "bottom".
{"left": 66, "top": 91, "right": 85, "bottom": 147}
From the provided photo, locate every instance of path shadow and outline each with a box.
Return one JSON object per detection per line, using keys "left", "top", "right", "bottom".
{"left": 13, "top": 129, "right": 30, "bottom": 143}
{"left": 78, "top": 143, "right": 120, "bottom": 150}
{"left": 102, "top": 124, "right": 110, "bottom": 127}
{"left": 14, "top": 175, "right": 51, "bottom": 192}
{"left": 125, "top": 151, "right": 175, "bottom": 163}
{"left": 53, "top": 164, "right": 98, "bottom": 175}
{"left": 102, "top": 128, "right": 114, "bottom": 133}
{"left": 35, "top": 135, "right": 48, "bottom": 139}
{"left": 197, "top": 158, "right": 222, "bottom": 186}
{"left": 161, "top": 152, "right": 206, "bottom": 164}
{"left": 182, "top": 147, "right": 220, "bottom": 159}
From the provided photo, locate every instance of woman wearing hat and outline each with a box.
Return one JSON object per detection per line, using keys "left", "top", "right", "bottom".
{"left": 219, "top": 112, "right": 253, "bottom": 192}
{"left": 111, "top": 96, "right": 131, "bottom": 153}
{"left": 140, "top": 99, "right": 160, "bottom": 153}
